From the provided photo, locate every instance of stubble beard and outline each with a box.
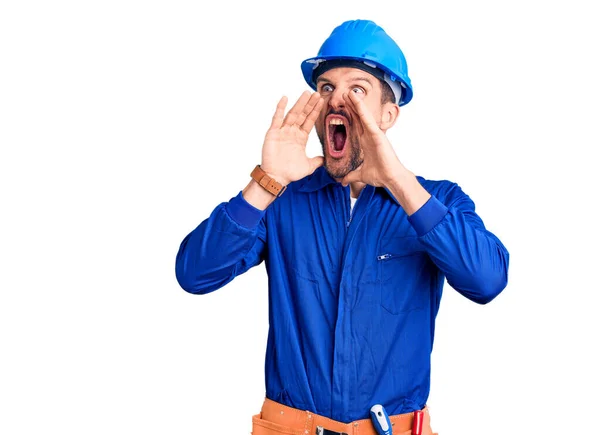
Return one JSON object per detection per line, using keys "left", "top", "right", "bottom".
{"left": 316, "top": 129, "right": 363, "bottom": 180}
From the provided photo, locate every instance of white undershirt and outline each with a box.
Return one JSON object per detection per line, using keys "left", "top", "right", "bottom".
{"left": 350, "top": 196, "right": 357, "bottom": 211}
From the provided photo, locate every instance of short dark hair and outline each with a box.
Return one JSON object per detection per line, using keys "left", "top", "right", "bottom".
{"left": 380, "top": 80, "right": 395, "bottom": 105}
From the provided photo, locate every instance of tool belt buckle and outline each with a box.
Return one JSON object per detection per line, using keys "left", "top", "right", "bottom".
{"left": 315, "top": 426, "right": 348, "bottom": 435}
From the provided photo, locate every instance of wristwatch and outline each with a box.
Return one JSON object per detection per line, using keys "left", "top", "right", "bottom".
{"left": 250, "top": 165, "right": 287, "bottom": 197}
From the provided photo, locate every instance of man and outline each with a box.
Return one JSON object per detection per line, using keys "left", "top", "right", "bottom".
{"left": 176, "top": 19, "right": 509, "bottom": 435}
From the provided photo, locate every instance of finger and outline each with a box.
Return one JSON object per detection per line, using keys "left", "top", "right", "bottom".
{"left": 301, "top": 96, "right": 324, "bottom": 133}
{"left": 270, "top": 96, "right": 288, "bottom": 130}
{"left": 341, "top": 165, "right": 363, "bottom": 186}
{"left": 282, "top": 90, "right": 311, "bottom": 126}
{"left": 344, "top": 92, "right": 380, "bottom": 134}
{"left": 341, "top": 94, "right": 365, "bottom": 136}
{"left": 294, "top": 92, "right": 322, "bottom": 127}
{"left": 309, "top": 156, "right": 325, "bottom": 173}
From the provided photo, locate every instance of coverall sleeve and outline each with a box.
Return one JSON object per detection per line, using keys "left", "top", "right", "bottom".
{"left": 175, "top": 191, "right": 267, "bottom": 294}
{"left": 408, "top": 184, "right": 509, "bottom": 304}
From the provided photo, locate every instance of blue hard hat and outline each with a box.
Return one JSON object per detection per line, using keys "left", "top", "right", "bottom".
{"left": 301, "top": 20, "right": 413, "bottom": 106}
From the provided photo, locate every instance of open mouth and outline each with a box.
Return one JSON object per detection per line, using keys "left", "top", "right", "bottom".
{"left": 326, "top": 115, "right": 348, "bottom": 158}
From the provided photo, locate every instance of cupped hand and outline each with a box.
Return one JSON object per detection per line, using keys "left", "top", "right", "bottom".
{"left": 340, "top": 91, "right": 403, "bottom": 187}
{"left": 261, "top": 91, "right": 325, "bottom": 185}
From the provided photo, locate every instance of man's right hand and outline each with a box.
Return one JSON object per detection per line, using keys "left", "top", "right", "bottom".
{"left": 260, "top": 91, "right": 324, "bottom": 186}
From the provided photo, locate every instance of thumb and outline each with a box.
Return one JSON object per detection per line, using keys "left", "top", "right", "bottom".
{"left": 309, "top": 156, "right": 325, "bottom": 173}
{"left": 341, "top": 166, "right": 362, "bottom": 186}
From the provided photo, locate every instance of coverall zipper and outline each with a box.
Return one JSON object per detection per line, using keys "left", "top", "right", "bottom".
{"left": 346, "top": 186, "right": 366, "bottom": 228}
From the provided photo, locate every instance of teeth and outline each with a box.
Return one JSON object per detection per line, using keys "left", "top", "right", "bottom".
{"left": 329, "top": 118, "right": 344, "bottom": 125}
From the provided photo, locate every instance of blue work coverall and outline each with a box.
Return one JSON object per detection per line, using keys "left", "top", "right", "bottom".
{"left": 175, "top": 166, "right": 509, "bottom": 423}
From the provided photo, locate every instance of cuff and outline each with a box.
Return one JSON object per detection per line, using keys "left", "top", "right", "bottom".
{"left": 408, "top": 195, "right": 448, "bottom": 236}
{"left": 225, "top": 191, "right": 266, "bottom": 229}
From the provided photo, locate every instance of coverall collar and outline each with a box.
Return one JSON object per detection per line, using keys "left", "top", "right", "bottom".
{"left": 298, "top": 166, "right": 401, "bottom": 206}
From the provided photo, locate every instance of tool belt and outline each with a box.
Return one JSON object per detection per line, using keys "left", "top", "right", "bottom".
{"left": 252, "top": 398, "right": 437, "bottom": 435}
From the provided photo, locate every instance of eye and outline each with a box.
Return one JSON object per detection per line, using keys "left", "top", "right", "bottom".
{"left": 352, "top": 87, "right": 365, "bottom": 94}
{"left": 320, "top": 84, "right": 334, "bottom": 93}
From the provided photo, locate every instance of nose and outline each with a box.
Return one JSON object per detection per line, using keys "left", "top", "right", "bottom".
{"left": 328, "top": 88, "right": 346, "bottom": 111}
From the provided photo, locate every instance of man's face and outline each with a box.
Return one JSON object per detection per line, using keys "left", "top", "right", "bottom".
{"left": 314, "top": 67, "right": 384, "bottom": 180}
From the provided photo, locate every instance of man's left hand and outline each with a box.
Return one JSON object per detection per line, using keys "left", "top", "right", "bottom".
{"left": 340, "top": 91, "right": 431, "bottom": 215}
{"left": 340, "top": 91, "right": 403, "bottom": 188}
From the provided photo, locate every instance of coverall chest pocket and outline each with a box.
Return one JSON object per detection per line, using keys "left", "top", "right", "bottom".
{"left": 378, "top": 236, "right": 428, "bottom": 314}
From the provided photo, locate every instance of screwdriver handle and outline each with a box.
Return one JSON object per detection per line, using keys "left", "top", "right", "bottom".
{"left": 411, "top": 410, "right": 424, "bottom": 435}
{"left": 370, "top": 404, "right": 392, "bottom": 435}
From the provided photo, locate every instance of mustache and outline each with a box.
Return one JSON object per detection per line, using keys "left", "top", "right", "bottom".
{"left": 326, "top": 109, "right": 352, "bottom": 126}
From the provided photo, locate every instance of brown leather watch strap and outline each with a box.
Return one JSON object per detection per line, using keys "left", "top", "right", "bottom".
{"left": 250, "top": 165, "right": 287, "bottom": 197}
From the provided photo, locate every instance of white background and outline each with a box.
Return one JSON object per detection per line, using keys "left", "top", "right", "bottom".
{"left": 1, "top": 1, "right": 599, "bottom": 434}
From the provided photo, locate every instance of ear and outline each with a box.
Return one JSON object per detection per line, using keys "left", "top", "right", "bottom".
{"left": 379, "top": 102, "right": 400, "bottom": 131}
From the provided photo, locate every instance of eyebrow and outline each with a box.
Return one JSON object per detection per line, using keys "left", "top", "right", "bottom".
{"left": 316, "top": 75, "right": 375, "bottom": 87}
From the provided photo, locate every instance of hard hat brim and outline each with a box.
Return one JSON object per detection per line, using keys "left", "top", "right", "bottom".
{"left": 301, "top": 55, "right": 413, "bottom": 106}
